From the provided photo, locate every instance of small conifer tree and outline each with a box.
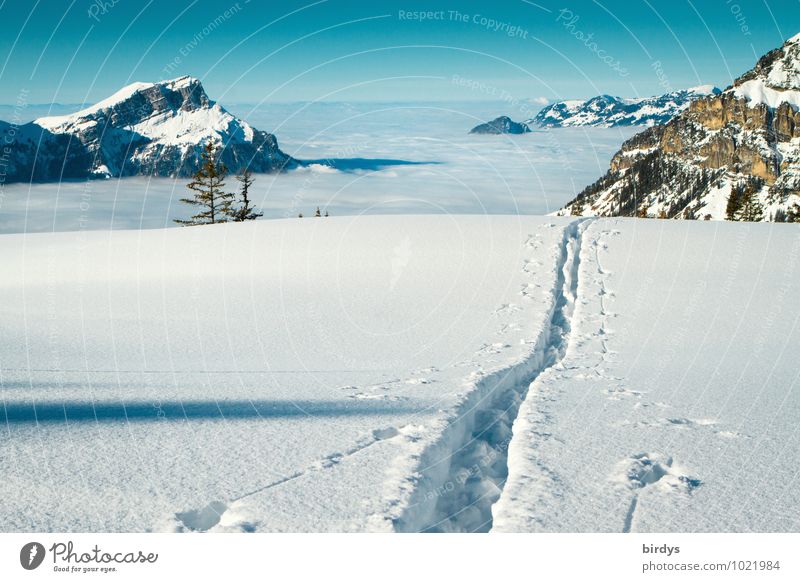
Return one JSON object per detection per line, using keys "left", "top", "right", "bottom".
{"left": 175, "top": 142, "right": 233, "bottom": 226}
{"left": 726, "top": 191, "right": 742, "bottom": 221}
{"left": 229, "top": 168, "right": 263, "bottom": 221}
{"left": 786, "top": 203, "right": 800, "bottom": 223}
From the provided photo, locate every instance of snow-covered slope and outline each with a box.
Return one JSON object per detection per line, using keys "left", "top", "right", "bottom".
{"left": 1, "top": 215, "right": 797, "bottom": 533}
{"left": 493, "top": 218, "right": 800, "bottom": 532}
{"left": 558, "top": 33, "right": 800, "bottom": 221}
{"left": 0, "top": 76, "right": 294, "bottom": 183}
{"left": 530, "top": 86, "right": 720, "bottom": 128}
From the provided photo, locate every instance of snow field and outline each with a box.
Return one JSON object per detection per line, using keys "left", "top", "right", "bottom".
{"left": 3, "top": 215, "right": 798, "bottom": 532}
{"left": 0, "top": 215, "right": 569, "bottom": 532}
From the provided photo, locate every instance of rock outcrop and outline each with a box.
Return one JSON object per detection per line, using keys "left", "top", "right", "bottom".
{"left": 558, "top": 34, "right": 800, "bottom": 221}
{"left": 469, "top": 116, "right": 531, "bottom": 135}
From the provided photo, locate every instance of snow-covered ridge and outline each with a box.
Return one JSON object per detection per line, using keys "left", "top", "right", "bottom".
{"left": 529, "top": 86, "right": 720, "bottom": 128}
{"left": 732, "top": 79, "right": 800, "bottom": 110}
{"left": 36, "top": 81, "right": 159, "bottom": 130}
{"left": 36, "top": 75, "right": 255, "bottom": 145}
{"left": 729, "top": 33, "right": 800, "bottom": 109}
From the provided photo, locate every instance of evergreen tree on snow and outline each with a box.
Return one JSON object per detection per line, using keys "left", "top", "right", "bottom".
{"left": 315, "top": 206, "right": 322, "bottom": 217}
{"left": 175, "top": 142, "right": 234, "bottom": 226}
{"left": 229, "top": 168, "right": 263, "bottom": 221}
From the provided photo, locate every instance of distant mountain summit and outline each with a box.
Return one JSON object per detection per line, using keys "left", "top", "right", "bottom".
{"left": 0, "top": 76, "right": 294, "bottom": 183}
{"left": 469, "top": 116, "right": 531, "bottom": 135}
{"left": 557, "top": 33, "right": 800, "bottom": 221}
{"left": 530, "top": 86, "right": 720, "bottom": 128}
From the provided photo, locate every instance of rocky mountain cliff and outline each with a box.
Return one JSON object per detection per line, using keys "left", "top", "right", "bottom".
{"left": 0, "top": 76, "right": 294, "bottom": 183}
{"left": 530, "top": 86, "right": 720, "bottom": 128}
{"left": 469, "top": 116, "right": 531, "bottom": 134}
{"left": 557, "top": 34, "right": 800, "bottom": 222}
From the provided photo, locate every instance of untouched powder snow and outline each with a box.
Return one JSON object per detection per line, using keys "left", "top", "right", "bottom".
{"left": 493, "top": 218, "right": 800, "bottom": 532}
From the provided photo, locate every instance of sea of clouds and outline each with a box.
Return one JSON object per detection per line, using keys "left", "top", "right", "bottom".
{"left": 0, "top": 101, "right": 636, "bottom": 234}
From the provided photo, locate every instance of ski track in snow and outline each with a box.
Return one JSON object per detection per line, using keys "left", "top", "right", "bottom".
{"left": 488, "top": 219, "right": 800, "bottom": 534}
{"left": 391, "top": 218, "right": 591, "bottom": 533}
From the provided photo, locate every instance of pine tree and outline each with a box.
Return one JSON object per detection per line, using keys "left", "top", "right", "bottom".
{"left": 735, "top": 190, "right": 765, "bottom": 222}
{"left": 324, "top": 210, "right": 329, "bottom": 217}
{"left": 314, "top": 206, "right": 321, "bottom": 217}
{"left": 175, "top": 142, "right": 233, "bottom": 226}
{"left": 783, "top": 202, "right": 800, "bottom": 223}
{"left": 726, "top": 190, "right": 743, "bottom": 221}
{"left": 298, "top": 212, "right": 303, "bottom": 218}
{"left": 229, "top": 168, "right": 263, "bottom": 221}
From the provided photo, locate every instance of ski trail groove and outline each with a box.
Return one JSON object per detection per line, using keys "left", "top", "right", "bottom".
{"left": 394, "top": 219, "right": 591, "bottom": 533}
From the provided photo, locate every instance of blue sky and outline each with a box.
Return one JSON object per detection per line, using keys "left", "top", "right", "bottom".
{"left": 0, "top": 0, "right": 798, "bottom": 106}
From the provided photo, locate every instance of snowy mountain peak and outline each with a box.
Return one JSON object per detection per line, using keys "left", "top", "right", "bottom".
{"left": 3, "top": 77, "right": 294, "bottom": 182}
{"left": 730, "top": 31, "right": 800, "bottom": 109}
{"left": 36, "top": 76, "right": 213, "bottom": 133}
{"left": 530, "top": 86, "right": 720, "bottom": 128}
{"left": 164, "top": 75, "right": 199, "bottom": 89}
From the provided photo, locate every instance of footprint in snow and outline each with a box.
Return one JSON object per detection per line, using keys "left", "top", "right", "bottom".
{"left": 372, "top": 426, "right": 400, "bottom": 440}
{"left": 604, "top": 386, "right": 644, "bottom": 400}
{"left": 494, "top": 303, "right": 522, "bottom": 315}
{"left": 175, "top": 501, "right": 228, "bottom": 532}
{"left": 404, "top": 377, "right": 433, "bottom": 385}
{"left": 716, "top": 429, "right": 750, "bottom": 439}
{"left": 525, "top": 234, "right": 543, "bottom": 248}
{"left": 497, "top": 322, "right": 522, "bottom": 335}
{"left": 477, "top": 342, "right": 511, "bottom": 355}
{"left": 616, "top": 453, "right": 702, "bottom": 494}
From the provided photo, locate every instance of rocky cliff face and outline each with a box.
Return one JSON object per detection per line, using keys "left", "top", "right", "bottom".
{"left": 558, "top": 34, "right": 800, "bottom": 221}
{"left": 469, "top": 116, "right": 531, "bottom": 134}
{"left": 0, "top": 76, "right": 294, "bottom": 183}
{"left": 530, "top": 86, "right": 720, "bottom": 128}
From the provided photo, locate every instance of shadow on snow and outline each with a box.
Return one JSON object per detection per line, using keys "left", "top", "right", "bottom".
{"left": 1, "top": 398, "right": 422, "bottom": 424}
